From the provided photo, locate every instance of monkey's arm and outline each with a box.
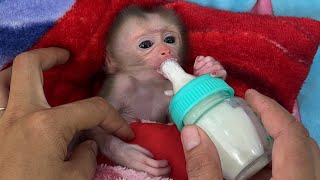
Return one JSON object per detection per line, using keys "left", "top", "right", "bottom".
{"left": 91, "top": 125, "right": 171, "bottom": 176}
{"left": 97, "top": 75, "right": 172, "bottom": 175}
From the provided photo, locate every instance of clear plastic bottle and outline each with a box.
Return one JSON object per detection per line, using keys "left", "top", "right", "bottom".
{"left": 159, "top": 59, "right": 273, "bottom": 180}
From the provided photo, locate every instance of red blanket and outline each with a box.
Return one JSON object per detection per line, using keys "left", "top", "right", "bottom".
{"left": 30, "top": 0, "right": 320, "bottom": 179}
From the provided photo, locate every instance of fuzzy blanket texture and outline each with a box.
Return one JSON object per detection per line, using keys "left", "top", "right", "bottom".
{"left": 1, "top": 0, "right": 320, "bottom": 179}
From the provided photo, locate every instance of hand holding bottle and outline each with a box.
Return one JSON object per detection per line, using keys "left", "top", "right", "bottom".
{"left": 181, "top": 89, "right": 320, "bottom": 180}
{"left": 160, "top": 59, "right": 272, "bottom": 179}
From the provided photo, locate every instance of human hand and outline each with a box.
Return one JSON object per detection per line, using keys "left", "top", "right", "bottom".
{"left": 180, "top": 89, "right": 320, "bottom": 180}
{"left": 0, "top": 66, "right": 11, "bottom": 117}
{"left": 0, "top": 47, "right": 134, "bottom": 180}
{"left": 181, "top": 125, "right": 223, "bottom": 180}
{"left": 245, "top": 89, "right": 319, "bottom": 179}
{"left": 193, "top": 56, "right": 227, "bottom": 80}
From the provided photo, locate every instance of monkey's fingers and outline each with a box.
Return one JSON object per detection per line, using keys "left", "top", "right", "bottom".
{"left": 194, "top": 56, "right": 213, "bottom": 70}
{"left": 127, "top": 149, "right": 171, "bottom": 177}
{"left": 194, "top": 56, "right": 220, "bottom": 73}
{"left": 195, "top": 56, "right": 205, "bottom": 62}
{"left": 212, "top": 70, "right": 227, "bottom": 80}
{"left": 137, "top": 162, "right": 171, "bottom": 177}
{"left": 127, "top": 144, "right": 169, "bottom": 168}
{"left": 131, "top": 144, "right": 154, "bottom": 158}
{"left": 194, "top": 65, "right": 216, "bottom": 76}
{"left": 194, "top": 63, "right": 223, "bottom": 76}
{"left": 144, "top": 158, "right": 169, "bottom": 168}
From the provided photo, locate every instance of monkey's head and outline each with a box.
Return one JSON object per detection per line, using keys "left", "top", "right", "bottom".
{"left": 105, "top": 5, "right": 187, "bottom": 75}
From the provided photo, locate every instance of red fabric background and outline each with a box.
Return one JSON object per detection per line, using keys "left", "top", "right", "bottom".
{"left": 30, "top": 0, "right": 320, "bottom": 179}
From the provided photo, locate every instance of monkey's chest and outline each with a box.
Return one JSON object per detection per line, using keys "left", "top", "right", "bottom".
{"left": 123, "top": 82, "right": 172, "bottom": 123}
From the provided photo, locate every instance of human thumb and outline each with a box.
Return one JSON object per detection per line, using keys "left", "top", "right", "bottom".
{"left": 181, "top": 125, "right": 223, "bottom": 180}
{"left": 67, "top": 140, "right": 98, "bottom": 179}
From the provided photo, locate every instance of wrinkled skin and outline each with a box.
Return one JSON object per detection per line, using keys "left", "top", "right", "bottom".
{"left": 94, "top": 12, "right": 227, "bottom": 177}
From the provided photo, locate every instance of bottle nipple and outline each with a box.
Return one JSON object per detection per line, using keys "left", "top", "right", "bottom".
{"left": 158, "top": 58, "right": 195, "bottom": 94}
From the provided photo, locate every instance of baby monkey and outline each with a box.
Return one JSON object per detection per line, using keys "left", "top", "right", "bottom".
{"left": 92, "top": 5, "right": 227, "bottom": 176}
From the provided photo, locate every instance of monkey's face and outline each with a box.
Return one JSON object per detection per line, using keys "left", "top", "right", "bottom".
{"left": 113, "top": 13, "right": 182, "bottom": 70}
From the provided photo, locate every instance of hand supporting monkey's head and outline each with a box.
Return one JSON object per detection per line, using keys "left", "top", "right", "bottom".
{"left": 105, "top": 5, "right": 187, "bottom": 75}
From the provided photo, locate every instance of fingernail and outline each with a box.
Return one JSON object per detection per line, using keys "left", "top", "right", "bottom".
{"left": 245, "top": 88, "right": 258, "bottom": 96}
{"left": 182, "top": 126, "right": 201, "bottom": 151}
{"left": 210, "top": 73, "right": 217, "bottom": 77}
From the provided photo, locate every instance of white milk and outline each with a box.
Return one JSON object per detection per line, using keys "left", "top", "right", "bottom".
{"left": 188, "top": 101, "right": 270, "bottom": 179}
{"left": 159, "top": 58, "right": 195, "bottom": 94}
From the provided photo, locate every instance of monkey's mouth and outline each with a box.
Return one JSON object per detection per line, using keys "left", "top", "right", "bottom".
{"left": 156, "top": 58, "right": 178, "bottom": 78}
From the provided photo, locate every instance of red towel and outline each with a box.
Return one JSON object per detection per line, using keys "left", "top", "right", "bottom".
{"left": 30, "top": 0, "right": 320, "bottom": 179}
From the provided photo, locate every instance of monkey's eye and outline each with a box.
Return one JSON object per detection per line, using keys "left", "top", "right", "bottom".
{"left": 164, "top": 36, "right": 175, "bottom": 44}
{"left": 139, "top": 40, "right": 154, "bottom": 49}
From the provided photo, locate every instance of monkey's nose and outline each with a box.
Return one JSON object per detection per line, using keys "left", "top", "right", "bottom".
{"left": 161, "top": 49, "right": 171, "bottom": 56}
{"left": 158, "top": 44, "right": 171, "bottom": 56}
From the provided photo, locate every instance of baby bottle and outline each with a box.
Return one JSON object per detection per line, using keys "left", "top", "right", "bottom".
{"left": 159, "top": 59, "right": 273, "bottom": 180}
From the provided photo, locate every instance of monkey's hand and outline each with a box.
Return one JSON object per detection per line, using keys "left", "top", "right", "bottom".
{"left": 193, "top": 56, "right": 227, "bottom": 80}
{"left": 97, "top": 131, "right": 171, "bottom": 177}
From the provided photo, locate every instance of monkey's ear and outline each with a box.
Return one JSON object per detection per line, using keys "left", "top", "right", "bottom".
{"left": 105, "top": 53, "right": 118, "bottom": 74}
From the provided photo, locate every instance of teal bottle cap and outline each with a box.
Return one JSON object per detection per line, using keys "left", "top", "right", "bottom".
{"left": 169, "top": 74, "right": 235, "bottom": 131}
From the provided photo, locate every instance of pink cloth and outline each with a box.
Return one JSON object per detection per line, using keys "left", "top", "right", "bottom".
{"left": 94, "top": 165, "right": 172, "bottom": 180}
{"left": 251, "top": 0, "right": 273, "bottom": 15}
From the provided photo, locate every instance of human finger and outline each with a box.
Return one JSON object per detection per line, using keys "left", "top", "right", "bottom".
{"left": 7, "top": 47, "right": 69, "bottom": 114}
{"left": 270, "top": 120, "right": 316, "bottom": 179}
{"left": 244, "top": 89, "right": 296, "bottom": 137}
{"left": 66, "top": 140, "right": 98, "bottom": 179}
{"left": 181, "top": 125, "right": 223, "bottom": 180}
{"left": 309, "top": 138, "right": 320, "bottom": 179}
{"left": 0, "top": 67, "right": 11, "bottom": 106}
{"left": 49, "top": 97, "right": 134, "bottom": 146}
{"left": 0, "top": 67, "right": 12, "bottom": 117}
{"left": 245, "top": 89, "right": 317, "bottom": 179}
